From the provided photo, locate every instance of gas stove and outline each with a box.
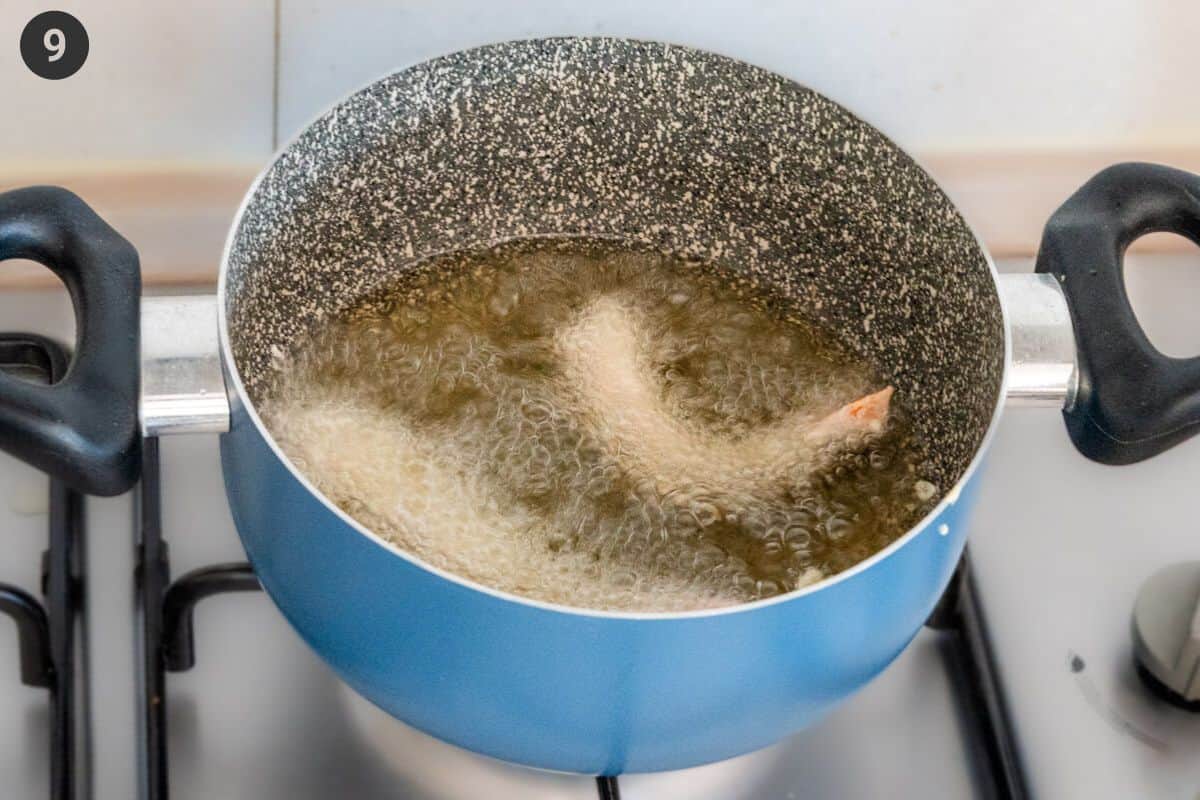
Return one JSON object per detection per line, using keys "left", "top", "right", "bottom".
{"left": 2, "top": 254, "right": 1200, "bottom": 799}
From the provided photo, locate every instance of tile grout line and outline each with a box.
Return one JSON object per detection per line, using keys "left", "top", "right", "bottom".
{"left": 272, "top": 0, "right": 281, "bottom": 150}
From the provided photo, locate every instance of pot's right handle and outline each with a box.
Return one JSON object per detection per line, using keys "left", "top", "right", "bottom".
{"left": 1036, "top": 162, "right": 1200, "bottom": 465}
{"left": 0, "top": 186, "right": 141, "bottom": 494}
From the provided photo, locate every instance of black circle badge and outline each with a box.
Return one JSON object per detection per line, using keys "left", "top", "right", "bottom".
{"left": 20, "top": 11, "right": 88, "bottom": 80}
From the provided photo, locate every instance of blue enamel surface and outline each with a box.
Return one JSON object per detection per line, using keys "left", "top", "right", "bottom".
{"left": 220, "top": 398, "right": 980, "bottom": 773}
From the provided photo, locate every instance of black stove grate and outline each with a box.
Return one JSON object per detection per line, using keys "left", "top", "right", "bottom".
{"left": 135, "top": 437, "right": 1026, "bottom": 800}
{"left": 0, "top": 334, "right": 87, "bottom": 800}
{"left": 928, "top": 557, "right": 1028, "bottom": 800}
{"left": 596, "top": 775, "right": 622, "bottom": 799}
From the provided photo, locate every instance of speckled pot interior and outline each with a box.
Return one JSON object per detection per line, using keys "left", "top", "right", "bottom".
{"left": 224, "top": 37, "right": 1005, "bottom": 497}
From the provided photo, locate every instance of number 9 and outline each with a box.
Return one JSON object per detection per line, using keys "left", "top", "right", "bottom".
{"left": 44, "top": 28, "right": 65, "bottom": 62}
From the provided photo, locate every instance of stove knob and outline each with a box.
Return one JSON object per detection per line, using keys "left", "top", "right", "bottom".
{"left": 1132, "top": 562, "right": 1200, "bottom": 711}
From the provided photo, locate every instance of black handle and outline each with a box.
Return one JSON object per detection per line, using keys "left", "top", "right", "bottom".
{"left": 0, "top": 186, "right": 140, "bottom": 495}
{"left": 1035, "top": 162, "right": 1200, "bottom": 465}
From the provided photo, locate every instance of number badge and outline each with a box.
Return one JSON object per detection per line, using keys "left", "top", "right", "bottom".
{"left": 20, "top": 11, "right": 89, "bottom": 80}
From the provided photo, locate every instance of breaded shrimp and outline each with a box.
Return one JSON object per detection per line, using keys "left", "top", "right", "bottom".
{"left": 556, "top": 296, "right": 892, "bottom": 493}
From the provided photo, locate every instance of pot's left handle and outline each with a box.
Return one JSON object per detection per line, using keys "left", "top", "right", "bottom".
{"left": 0, "top": 186, "right": 140, "bottom": 495}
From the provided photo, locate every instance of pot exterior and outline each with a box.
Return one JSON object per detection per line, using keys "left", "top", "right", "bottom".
{"left": 220, "top": 390, "right": 980, "bottom": 773}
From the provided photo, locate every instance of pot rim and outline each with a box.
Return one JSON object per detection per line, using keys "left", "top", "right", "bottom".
{"left": 215, "top": 35, "right": 1013, "bottom": 623}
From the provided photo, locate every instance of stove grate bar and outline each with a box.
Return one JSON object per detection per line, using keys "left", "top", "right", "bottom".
{"left": 160, "top": 563, "right": 260, "bottom": 672}
{"left": 595, "top": 775, "right": 621, "bottom": 799}
{"left": 0, "top": 583, "right": 53, "bottom": 687}
{"left": 926, "top": 554, "right": 1029, "bottom": 800}
{"left": 0, "top": 334, "right": 85, "bottom": 800}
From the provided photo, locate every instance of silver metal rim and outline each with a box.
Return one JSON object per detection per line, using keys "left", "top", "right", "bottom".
{"left": 215, "top": 37, "right": 1012, "bottom": 622}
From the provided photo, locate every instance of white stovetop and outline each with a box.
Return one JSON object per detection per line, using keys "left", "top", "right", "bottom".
{"left": 969, "top": 257, "right": 1200, "bottom": 800}
{"left": 2, "top": 251, "right": 1200, "bottom": 798}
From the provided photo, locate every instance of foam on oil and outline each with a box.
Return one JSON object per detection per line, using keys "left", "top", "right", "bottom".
{"left": 259, "top": 240, "right": 936, "bottom": 612}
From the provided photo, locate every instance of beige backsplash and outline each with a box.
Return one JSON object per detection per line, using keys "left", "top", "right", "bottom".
{"left": 2, "top": 146, "right": 1198, "bottom": 289}
{"left": 0, "top": 164, "right": 257, "bottom": 288}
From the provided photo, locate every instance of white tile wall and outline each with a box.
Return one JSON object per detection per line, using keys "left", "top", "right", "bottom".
{"left": 276, "top": 0, "right": 1200, "bottom": 154}
{"left": 1, "top": 2, "right": 1196, "bottom": 169}
{"left": 0, "top": 0, "right": 274, "bottom": 164}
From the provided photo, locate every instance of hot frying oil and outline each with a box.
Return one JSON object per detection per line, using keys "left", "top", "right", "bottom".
{"left": 259, "top": 241, "right": 937, "bottom": 612}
